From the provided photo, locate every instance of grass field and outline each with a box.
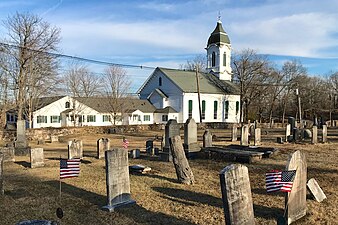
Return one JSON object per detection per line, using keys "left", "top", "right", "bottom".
{"left": 0, "top": 129, "right": 337, "bottom": 224}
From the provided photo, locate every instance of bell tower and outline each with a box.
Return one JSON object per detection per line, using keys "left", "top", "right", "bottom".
{"left": 206, "top": 18, "right": 232, "bottom": 81}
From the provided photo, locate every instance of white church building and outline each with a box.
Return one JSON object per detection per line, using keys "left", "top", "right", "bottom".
{"left": 138, "top": 20, "right": 240, "bottom": 124}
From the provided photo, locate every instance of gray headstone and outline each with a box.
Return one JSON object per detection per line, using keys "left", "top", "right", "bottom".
{"left": 0, "top": 153, "right": 3, "bottom": 195}
{"left": 241, "top": 125, "right": 249, "bottom": 146}
{"left": 203, "top": 130, "right": 212, "bottom": 148}
{"left": 286, "top": 124, "right": 291, "bottom": 142}
{"left": 30, "top": 148, "right": 44, "bottom": 168}
{"left": 102, "top": 149, "right": 136, "bottom": 212}
{"left": 184, "top": 118, "right": 200, "bottom": 151}
{"left": 307, "top": 178, "right": 326, "bottom": 202}
{"left": 68, "top": 139, "right": 83, "bottom": 159}
{"left": 312, "top": 126, "right": 318, "bottom": 144}
{"left": 322, "top": 125, "right": 327, "bottom": 143}
{"left": 15, "top": 120, "right": 27, "bottom": 148}
{"left": 0, "top": 147, "right": 15, "bottom": 162}
{"left": 129, "top": 149, "right": 140, "bottom": 159}
{"left": 219, "top": 164, "right": 255, "bottom": 225}
{"left": 162, "top": 120, "right": 180, "bottom": 161}
{"left": 285, "top": 150, "right": 307, "bottom": 224}
{"left": 146, "top": 140, "right": 154, "bottom": 155}
{"left": 232, "top": 125, "right": 238, "bottom": 142}
{"left": 254, "top": 128, "right": 261, "bottom": 146}
{"left": 97, "top": 138, "right": 110, "bottom": 159}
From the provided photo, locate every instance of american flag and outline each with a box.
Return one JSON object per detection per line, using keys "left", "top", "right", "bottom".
{"left": 266, "top": 170, "right": 296, "bottom": 193}
{"left": 60, "top": 158, "right": 81, "bottom": 179}
{"left": 122, "top": 138, "right": 129, "bottom": 149}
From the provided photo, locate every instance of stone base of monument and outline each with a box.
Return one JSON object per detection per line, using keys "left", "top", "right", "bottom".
{"left": 14, "top": 147, "right": 31, "bottom": 156}
{"left": 102, "top": 199, "right": 136, "bottom": 212}
{"left": 159, "top": 152, "right": 172, "bottom": 162}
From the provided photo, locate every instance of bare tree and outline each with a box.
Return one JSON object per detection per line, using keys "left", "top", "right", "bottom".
{"left": 1, "top": 12, "right": 60, "bottom": 122}
{"left": 103, "top": 65, "right": 131, "bottom": 125}
{"left": 180, "top": 54, "right": 207, "bottom": 72}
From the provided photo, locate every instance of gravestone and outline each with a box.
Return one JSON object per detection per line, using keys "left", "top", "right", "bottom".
{"left": 50, "top": 135, "right": 59, "bottom": 143}
{"left": 129, "top": 149, "right": 140, "bottom": 159}
{"left": 15, "top": 120, "right": 27, "bottom": 148}
{"left": 145, "top": 140, "right": 154, "bottom": 155}
{"left": 97, "top": 138, "right": 110, "bottom": 159}
{"left": 307, "top": 178, "right": 326, "bottom": 202}
{"left": 203, "top": 130, "right": 212, "bottom": 148}
{"left": 30, "top": 148, "right": 44, "bottom": 168}
{"left": 0, "top": 153, "right": 3, "bottom": 195}
{"left": 254, "top": 128, "right": 261, "bottom": 146}
{"left": 0, "top": 147, "right": 15, "bottom": 162}
{"left": 241, "top": 125, "right": 249, "bottom": 146}
{"left": 161, "top": 119, "right": 180, "bottom": 162}
{"left": 286, "top": 124, "right": 291, "bottom": 142}
{"left": 322, "top": 125, "right": 327, "bottom": 143}
{"left": 68, "top": 139, "right": 83, "bottom": 159}
{"left": 169, "top": 136, "right": 195, "bottom": 184}
{"left": 285, "top": 150, "right": 307, "bottom": 224}
{"left": 312, "top": 126, "right": 318, "bottom": 144}
{"left": 232, "top": 125, "right": 238, "bottom": 142}
{"left": 102, "top": 149, "right": 136, "bottom": 212}
{"left": 183, "top": 118, "right": 200, "bottom": 152}
{"left": 277, "top": 137, "right": 284, "bottom": 144}
{"left": 219, "top": 164, "right": 255, "bottom": 225}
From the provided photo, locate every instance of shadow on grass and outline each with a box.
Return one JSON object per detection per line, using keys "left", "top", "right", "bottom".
{"left": 132, "top": 173, "right": 179, "bottom": 184}
{"left": 14, "top": 161, "right": 30, "bottom": 168}
{"left": 252, "top": 188, "right": 286, "bottom": 197}
{"left": 152, "top": 187, "right": 223, "bottom": 208}
{"left": 253, "top": 204, "right": 283, "bottom": 220}
{"left": 44, "top": 180, "right": 196, "bottom": 225}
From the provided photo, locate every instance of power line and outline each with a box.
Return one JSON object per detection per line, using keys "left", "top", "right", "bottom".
{"left": 0, "top": 42, "right": 156, "bottom": 70}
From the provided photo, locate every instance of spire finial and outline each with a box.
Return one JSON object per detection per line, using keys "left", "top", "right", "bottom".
{"left": 217, "top": 11, "right": 221, "bottom": 22}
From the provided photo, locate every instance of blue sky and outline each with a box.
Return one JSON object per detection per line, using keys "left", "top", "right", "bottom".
{"left": 1, "top": 0, "right": 338, "bottom": 92}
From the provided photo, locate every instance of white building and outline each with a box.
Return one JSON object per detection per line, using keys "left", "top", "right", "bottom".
{"left": 138, "top": 20, "right": 240, "bottom": 123}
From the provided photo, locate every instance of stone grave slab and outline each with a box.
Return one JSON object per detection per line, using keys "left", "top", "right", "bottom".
{"left": 312, "top": 126, "right": 317, "bottom": 144}
{"left": 0, "top": 147, "right": 15, "bottom": 162}
{"left": 241, "top": 125, "right": 249, "bottom": 146}
{"left": 307, "top": 178, "right": 326, "bottom": 202}
{"left": 322, "top": 125, "right": 327, "bottom": 143}
{"left": 30, "top": 148, "right": 44, "bottom": 168}
{"left": 232, "top": 125, "right": 238, "bottom": 142}
{"left": 97, "top": 138, "right": 110, "bottom": 159}
{"left": 161, "top": 119, "right": 180, "bottom": 162}
{"left": 219, "top": 164, "right": 255, "bottom": 225}
{"left": 68, "top": 139, "right": 83, "bottom": 159}
{"left": 184, "top": 118, "right": 200, "bottom": 152}
{"left": 203, "top": 130, "right": 212, "bottom": 148}
{"left": 15, "top": 120, "right": 27, "bottom": 148}
{"left": 254, "top": 128, "right": 261, "bottom": 146}
{"left": 102, "top": 149, "right": 136, "bottom": 212}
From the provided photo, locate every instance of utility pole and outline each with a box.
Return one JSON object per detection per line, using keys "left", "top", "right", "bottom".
{"left": 196, "top": 67, "right": 203, "bottom": 123}
{"left": 295, "top": 88, "right": 302, "bottom": 125}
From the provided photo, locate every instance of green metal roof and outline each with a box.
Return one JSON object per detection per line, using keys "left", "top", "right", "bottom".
{"left": 158, "top": 68, "right": 239, "bottom": 95}
{"left": 207, "top": 21, "right": 230, "bottom": 46}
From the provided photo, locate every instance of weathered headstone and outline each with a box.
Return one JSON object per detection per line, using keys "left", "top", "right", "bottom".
{"left": 254, "top": 128, "right": 261, "bottom": 146}
{"left": 0, "top": 147, "right": 15, "bottom": 162}
{"left": 15, "top": 120, "right": 27, "bottom": 148}
{"left": 145, "top": 140, "right": 154, "bottom": 155}
{"left": 129, "top": 149, "right": 140, "bottom": 159}
{"left": 161, "top": 119, "right": 180, "bottom": 162}
{"left": 0, "top": 153, "right": 3, "bottom": 195}
{"left": 322, "top": 125, "right": 327, "bottom": 143}
{"left": 307, "top": 178, "right": 326, "bottom": 202}
{"left": 286, "top": 124, "right": 291, "bottom": 142}
{"left": 183, "top": 118, "right": 200, "bottom": 152}
{"left": 97, "top": 138, "right": 110, "bottom": 159}
{"left": 312, "top": 126, "right": 318, "bottom": 144}
{"left": 285, "top": 150, "right": 307, "bottom": 224}
{"left": 102, "top": 149, "right": 136, "bottom": 212}
{"left": 203, "top": 130, "right": 212, "bottom": 148}
{"left": 30, "top": 148, "right": 44, "bottom": 168}
{"left": 219, "top": 164, "right": 255, "bottom": 225}
{"left": 68, "top": 139, "right": 83, "bottom": 159}
{"left": 169, "top": 136, "right": 195, "bottom": 184}
{"left": 232, "top": 125, "right": 238, "bottom": 142}
{"left": 241, "top": 125, "right": 249, "bottom": 146}
{"left": 50, "top": 135, "right": 59, "bottom": 143}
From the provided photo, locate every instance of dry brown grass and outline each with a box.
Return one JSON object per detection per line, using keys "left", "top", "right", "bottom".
{"left": 0, "top": 129, "right": 337, "bottom": 225}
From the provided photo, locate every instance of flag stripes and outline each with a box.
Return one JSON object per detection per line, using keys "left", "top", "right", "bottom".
{"left": 123, "top": 139, "right": 129, "bottom": 149}
{"left": 266, "top": 170, "right": 296, "bottom": 193}
{"left": 60, "top": 158, "right": 81, "bottom": 179}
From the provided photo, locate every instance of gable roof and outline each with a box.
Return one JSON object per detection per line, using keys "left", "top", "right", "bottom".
{"left": 157, "top": 67, "right": 239, "bottom": 95}
{"left": 32, "top": 96, "right": 66, "bottom": 111}
{"left": 154, "top": 106, "right": 178, "bottom": 113}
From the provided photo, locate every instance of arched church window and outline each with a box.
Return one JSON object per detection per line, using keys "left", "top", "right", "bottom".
{"left": 223, "top": 52, "right": 226, "bottom": 66}
{"left": 65, "top": 101, "right": 70, "bottom": 108}
{"left": 212, "top": 52, "right": 216, "bottom": 67}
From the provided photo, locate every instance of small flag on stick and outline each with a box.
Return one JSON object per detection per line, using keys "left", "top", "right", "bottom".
{"left": 122, "top": 137, "right": 129, "bottom": 149}
{"left": 60, "top": 158, "right": 81, "bottom": 179}
{"left": 266, "top": 170, "right": 296, "bottom": 192}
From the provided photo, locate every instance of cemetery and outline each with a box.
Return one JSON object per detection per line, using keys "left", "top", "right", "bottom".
{"left": 0, "top": 121, "right": 337, "bottom": 225}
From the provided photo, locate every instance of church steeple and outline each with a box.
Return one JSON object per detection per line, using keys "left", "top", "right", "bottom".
{"left": 206, "top": 19, "right": 232, "bottom": 81}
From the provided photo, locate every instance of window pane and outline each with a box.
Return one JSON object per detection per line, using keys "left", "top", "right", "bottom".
{"left": 188, "top": 100, "right": 193, "bottom": 118}
{"left": 214, "top": 101, "right": 218, "bottom": 119}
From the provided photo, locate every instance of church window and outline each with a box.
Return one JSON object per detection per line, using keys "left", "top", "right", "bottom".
{"left": 236, "top": 101, "right": 240, "bottom": 115}
{"left": 65, "top": 101, "right": 70, "bottom": 108}
{"left": 213, "top": 101, "right": 218, "bottom": 119}
{"left": 212, "top": 52, "right": 216, "bottom": 67}
{"left": 202, "top": 100, "right": 206, "bottom": 120}
{"left": 188, "top": 100, "right": 193, "bottom": 118}
{"left": 223, "top": 52, "right": 226, "bottom": 66}
{"left": 159, "top": 77, "right": 162, "bottom": 86}
{"left": 224, "top": 101, "right": 229, "bottom": 119}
